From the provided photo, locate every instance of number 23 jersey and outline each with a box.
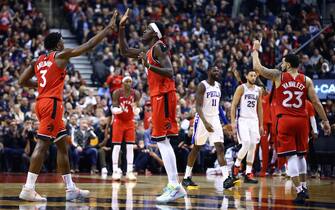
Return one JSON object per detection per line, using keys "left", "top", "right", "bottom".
{"left": 238, "top": 84, "right": 261, "bottom": 119}
{"left": 34, "top": 51, "right": 66, "bottom": 101}
{"left": 275, "top": 72, "right": 307, "bottom": 117}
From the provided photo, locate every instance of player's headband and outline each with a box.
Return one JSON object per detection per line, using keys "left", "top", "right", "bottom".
{"left": 149, "top": 23, "right": 162, "bottom": 39}
{"left": 122, "top": 76, "right": 132, "bottom": 83}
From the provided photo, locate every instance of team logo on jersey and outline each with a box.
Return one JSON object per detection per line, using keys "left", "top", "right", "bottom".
{"left": 164, "top": 122, "right": 171, "bottom": 130}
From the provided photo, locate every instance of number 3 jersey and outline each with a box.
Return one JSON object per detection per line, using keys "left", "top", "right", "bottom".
{"left": 275, "top": 72, "right": 307, "bottom": 117}
{"left": 238, "top": 84, "right": 261, "bottom": 119}
{"left": 34, "top": 51, "right": 66, "bottom": 101}
{"left": 201, "top": 80, "right": 221, "bottom": 117}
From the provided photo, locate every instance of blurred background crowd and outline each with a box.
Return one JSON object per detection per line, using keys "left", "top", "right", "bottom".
{"left": 0, "top": 0, "right": 335, "bottom": 178}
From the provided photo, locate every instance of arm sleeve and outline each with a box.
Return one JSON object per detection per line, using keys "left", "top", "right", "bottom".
{"left": 219, "top": 106, "right": 229, "bottom": 125}
{"left": 310, "top": 116, "right": 318, "bottom": 134}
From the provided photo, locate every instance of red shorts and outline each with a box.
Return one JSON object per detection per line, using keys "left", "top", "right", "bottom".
{"left": 112, "top": 118, "right": 135, "bottom": 144}
{"left": 151, "top": 91, "right": 178, "bottom": 141}
{"left": 35, "top": 98, "right": 67, "bottom": 141}
{"left": 276, "top": 115, "right": 309, "bottom": 157}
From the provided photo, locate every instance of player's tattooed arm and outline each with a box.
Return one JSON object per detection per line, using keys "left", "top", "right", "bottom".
{"left": 18, "top": 61, "right": 38, "bottom": 88}
{"left": 119, "top": 8, "right": 143, "bottom": 58}
{"left": 306, "top": 77, "right": 331, "bottom": 135}
{"left": 252, "top": 51, "right": 281, "bottom": 81}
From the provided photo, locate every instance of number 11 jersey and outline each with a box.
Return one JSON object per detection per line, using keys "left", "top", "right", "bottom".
{"left": 34, "top": 51, "right": 66, "bottom": 101}
{"left": 201, "top": 80, "right": 221, "bottom": 117}
{"left": 275, "top": 72, "right": 307, "bottom": 117}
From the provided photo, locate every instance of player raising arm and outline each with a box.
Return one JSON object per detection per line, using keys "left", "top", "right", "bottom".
{"left": 18, "top": 11, "right": 118, "bottom": 202}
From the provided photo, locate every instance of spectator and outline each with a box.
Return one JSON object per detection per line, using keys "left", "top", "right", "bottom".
{"left": 72, "top": 119, "right": 99, "bottom": 174}
{"left": 3, "top": 121, "right": 29, "bottom": 172}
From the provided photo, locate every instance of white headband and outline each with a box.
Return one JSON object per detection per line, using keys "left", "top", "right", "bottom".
{"left": 122, "top": 76, "right": 132, "bottom": 83}
{"left": 149, "top": 23, "right": 162, "bottom": 39}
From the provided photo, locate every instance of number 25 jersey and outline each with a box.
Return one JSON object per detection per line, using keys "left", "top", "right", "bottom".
{"left": 238, "top": 84, "right": 261, "bottom": 119}
{"left": 275, "top": 72, "right": 307, "bottom": 117}
{"left": 34, "top": 51, "right": 66, "bottom": 101}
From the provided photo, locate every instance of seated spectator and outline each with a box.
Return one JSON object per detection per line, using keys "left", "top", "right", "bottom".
{"left": 71, "top": 118, "right": 99, "bottom": 174}
{"left": 3, "top": 120, "right": 29, "bottom": 172}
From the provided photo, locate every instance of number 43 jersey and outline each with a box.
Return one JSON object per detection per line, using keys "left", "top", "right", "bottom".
{"left": 275, "top": 72, "right": 307, "bottom": 117}
{"left": 238, "top": 84, "right": 261, "bottom": 119}
{"left": 34, "top": 51, "right": 66, "bottom": 101}
{"left": 201, "top": 80, "right": 221, "bottom": 117}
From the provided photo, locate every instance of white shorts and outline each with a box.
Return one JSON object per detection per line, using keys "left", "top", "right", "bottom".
{"left": 192, "top": 114, "right": 223, "bottom": 146}
{"left": 237, "top": 118, "right": 260, "bottom": 144}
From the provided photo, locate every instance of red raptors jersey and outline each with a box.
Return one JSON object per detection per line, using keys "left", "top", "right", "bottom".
{"left": 275, "top": 72, "right": 307, "bottom": 117}
{"left": 34, "top": 52, "right": 66, "bottom": 101}
{"left": 146, "top": 40, "right": 176, "bottom": 97}
{"left": 262, "top": 94, "right": 271, "bottom": 124}
{"left": 115, "top": 89, "right": 135, "bottom": 121}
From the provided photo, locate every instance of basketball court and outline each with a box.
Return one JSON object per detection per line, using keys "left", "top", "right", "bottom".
{"left": 0, "top": 173, "right": 334, "bottom": 209}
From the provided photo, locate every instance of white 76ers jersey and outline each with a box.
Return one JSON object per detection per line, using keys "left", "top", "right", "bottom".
{"left": 238, "top": 84, "right": 261, "bottom": 119}
{"left": 201, "top": 80, "right": 221, "bottom": 117}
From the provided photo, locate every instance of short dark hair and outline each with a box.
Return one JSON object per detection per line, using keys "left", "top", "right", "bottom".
{"left": 154, "top": 22, "right": 165, "bottom": 37}
{"left": 246, "top": 69, "right": 256, "bottom": 75}
{"left": 44, "top": 32, "right": 62, "bottom": 51}
{"left": 284, "top": 54, "right": 300, "bottom": 68}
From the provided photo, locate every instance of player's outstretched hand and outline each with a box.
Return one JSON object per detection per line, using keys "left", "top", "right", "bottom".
{"left": 120, "top": 8, "right": 130, "bottom": 27}
{"left": 107, "top": 10, "right": 118, "bottom": 31}
{"left": 322, "top": 120, "right": 331, "bottom": 136}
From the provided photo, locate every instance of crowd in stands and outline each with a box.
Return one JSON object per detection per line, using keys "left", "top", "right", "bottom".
{"left": 0, "top": 0, "right": 335, "bottom": 178}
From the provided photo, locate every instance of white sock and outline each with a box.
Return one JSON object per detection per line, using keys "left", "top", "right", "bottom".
{"left": 126, "top": 144, "right": 134, "bottom": 173}
{"left": 246, "top": 165, "right": 252, "bottom": 174}
{"left": 25, "top": 172, "right": 38, "bottom": 190}
{"left": 235, "top": 159, "right": 241, "bottom": 167}
{"left": 301, "top": 182, "right": 307, "bottom": 189}
{"left": 62, "top": 174, "right": 75, "bottom": 190}
{"left": 221, "top": 166, "right": 229, "bottom": 180}
{"left": 112, "top": 145, "right": 121, "bottom": 172}
{"left": 184, "top": 166, "right": 193, "bottom": 179}
{"left": 157, "top": 138, "right": 179, "bottom": 186}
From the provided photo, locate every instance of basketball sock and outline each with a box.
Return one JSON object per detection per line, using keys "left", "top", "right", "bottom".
{"left": 300, "top": 182, "right": 307, "bottom": 189}
{"left": 184, "top": 166, "right": 193, "bottom": 179}
{"left": 25, "top": 172, "right": 38, "bottom": 190}
{"left": 221, "top": 166, "right": 229, "bottom": 180}
{"left": 246, "top": 165, "right": 252, "bottom": 174}
{"left": 112, "top": 145, "right": 121, "bottom": 172}
{"left": 62, "top": 174, "right": 75, "bottom": 190}
{"left": 157, "top": 138, "right": 179, "bottom": 186}
{"left": 126, "top": 144, "right": 134, "bottom": 173}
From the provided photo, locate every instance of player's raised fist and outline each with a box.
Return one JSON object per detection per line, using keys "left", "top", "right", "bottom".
{"left": 120, "top": 8, "right": 130, "bottom": 27}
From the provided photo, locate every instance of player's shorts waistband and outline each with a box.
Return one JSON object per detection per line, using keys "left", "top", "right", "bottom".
{"left": 37, "top": 97, "right": 62, "bottom": 102}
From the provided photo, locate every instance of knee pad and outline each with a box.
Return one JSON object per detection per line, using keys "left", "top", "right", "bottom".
{"left": 287, "top": 155, "right": 300, "bottom": 177}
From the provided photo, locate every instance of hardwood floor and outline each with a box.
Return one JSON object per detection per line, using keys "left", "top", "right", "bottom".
{"left": 0, "top": 173, "right": 334, "bottom": 209}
